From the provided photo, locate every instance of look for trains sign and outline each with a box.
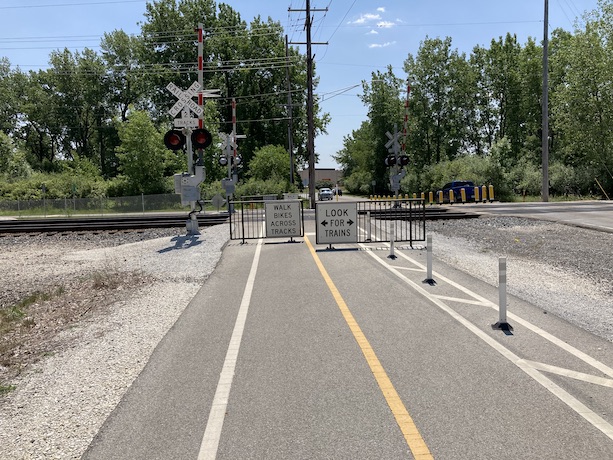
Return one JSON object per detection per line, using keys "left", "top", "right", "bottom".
{"left": 316, "top": 202, "right": 358, "bottom": 244}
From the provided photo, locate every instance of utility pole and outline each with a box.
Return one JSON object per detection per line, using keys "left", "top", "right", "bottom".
{"left": 285, "top": 35, "right": 295, "bottom": 184}
{"left": 289, "top": 1, "right": 328, "bottom": 208}
{"left": 542, "top": 0, "right": 549, "bottom": 202}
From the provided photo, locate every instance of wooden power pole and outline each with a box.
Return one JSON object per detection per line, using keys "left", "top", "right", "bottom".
{"left": 289, "top": 0, "right": 328, "bottom": 208}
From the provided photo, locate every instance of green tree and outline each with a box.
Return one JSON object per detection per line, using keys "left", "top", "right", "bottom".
{"left": 404, "top": 37, "right": 469, "bottom": 165}
{"left": 551, "top": 4, "right": 613, "bottom": 195}
{"left": 248, "top": 145, "right": 291, "bottom": 182}
{"left": 360, "top": 68, "right": 404, "bottom": 193}
{"left": 333, "top": 121, "right": 376, "bottom": 194}
{"left": 115, "top": 111, "right": 168, "bottom": 194}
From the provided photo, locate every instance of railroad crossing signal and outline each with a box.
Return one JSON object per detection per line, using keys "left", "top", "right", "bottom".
{"left": 164, "top": 130, "right": 186, "bottom": 151}
{"left": 385, "top": 130, "right": 401, "bottom": 154}
{"left": 191, "top": 128, "right": 212, "bottom": 149}
{"left": 167, "top": 81, "right": 203, "bottom": 118}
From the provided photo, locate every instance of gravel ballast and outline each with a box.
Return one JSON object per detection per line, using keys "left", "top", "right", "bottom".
{"left": 0, "top": 215, "right": 611, "bottom": 459}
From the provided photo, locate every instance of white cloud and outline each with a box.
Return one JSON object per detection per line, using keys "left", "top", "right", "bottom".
{"left": 350, "top": 13, "right": 381, "bottom": 25}
{"left": 367, "top": 29, "right": 379, "bottom": 35}
{"left": 377, "top": 21, "right": 395, "bottom": 28}
{"left": 368, "top": 41, "right": 396, "bottom": 49}
{"left": 377, "top": 7, "right": 385, "bottom": 13}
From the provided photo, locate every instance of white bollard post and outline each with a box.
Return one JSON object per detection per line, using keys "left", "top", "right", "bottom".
{"left": 426, "top": 234, "right": 434, "bottom": 283}
{"left": 388, "top": 220, "right": 396, "bottom": 259}
{"left": 499, "top": 257, "right": 507, "bottom": 322}
{"left": 492, "top": 257, "right": 513, "bottom": 331}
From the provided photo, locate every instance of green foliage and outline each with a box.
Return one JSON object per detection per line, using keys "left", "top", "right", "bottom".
{"left": 115, "top": 111, "right": 168, "bottom": 194}
{"left": 235, "top": 178, "right": 298, "bottom": 199}
{"left": 0, "top": 131, "right": 12, "bottom": 173}
{"left": 199, "top": 181, "right": 226, "bottom": 200}
{"left": 3, "top": 1, "right": 613, "bottom": 201}
{"left": 248, "top": 145, "right": 291, "bottom": 182}
{"left": 340, "top": 171, "right": 367, "bottom": 195}
{"left": 315, "top": 179, "right": 335, "bottom": 190}
{"left": 6, "top": 150, "right": 33, "bottom": 180}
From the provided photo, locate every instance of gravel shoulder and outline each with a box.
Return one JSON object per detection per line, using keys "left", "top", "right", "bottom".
{"left": 0, "top": 224, "right": 229, "bottom": 459}
{"left": 0, "top": 215, "right": 611, "bottom": 459}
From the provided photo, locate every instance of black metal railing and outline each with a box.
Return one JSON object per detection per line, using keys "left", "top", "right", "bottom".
{"left": 356, "top": 199, "right": 426, "bottom": 245}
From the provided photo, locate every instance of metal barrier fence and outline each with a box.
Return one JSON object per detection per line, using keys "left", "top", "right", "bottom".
{"left": 230, "top": 200, "right": 305, "bottom": 243}
{"left": 356, "top": 199, "right": 426, "bottom": 245}
{"left": 229, "top": 198, "right": 425, "bottom": 246}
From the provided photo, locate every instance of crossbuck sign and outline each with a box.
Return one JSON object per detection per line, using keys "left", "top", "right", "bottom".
{"left": 167, "top": 82, "right": 203, "bottom": 127}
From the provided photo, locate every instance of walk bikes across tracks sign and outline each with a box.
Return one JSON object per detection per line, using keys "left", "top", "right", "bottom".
{"left": 265, "top": 200, "right": 303, "bottom": 238}
{"left": 229, "top": 199, "right": 305, "bottom": 243}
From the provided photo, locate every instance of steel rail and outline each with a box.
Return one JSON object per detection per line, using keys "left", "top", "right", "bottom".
{"left": 0, "top": 214, "right": 229, "bottom": 234}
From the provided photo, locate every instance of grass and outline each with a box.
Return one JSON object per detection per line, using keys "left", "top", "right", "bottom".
{"left": 1, "top": 293, "right": 40, "bottom": 324}
{"left": 91, "top": 271, "right": 123, "bottom": 290}
{"left": 0, "top": 384, "right": 16, "bottom": 395}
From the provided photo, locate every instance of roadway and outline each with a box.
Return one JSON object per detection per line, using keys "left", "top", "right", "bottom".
{"left": 443, "top": 199, "right": 613, "bottom": 233}
{"left": 83, "top": 204, "right": 613, "bottom": 459}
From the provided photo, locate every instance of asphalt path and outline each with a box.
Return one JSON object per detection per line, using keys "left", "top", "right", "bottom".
{"left": 84, "top": 208, "right": 613, "bottom": 459}
{"left": 448, "top": 200, "right": 613, "bottom": 233}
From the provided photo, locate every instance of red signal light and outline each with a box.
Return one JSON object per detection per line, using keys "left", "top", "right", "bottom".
{"left": 164, "top": 130, "right": 186, "bottom": 151}
{"left": 191, "top": 128, "right": 212, "bottom": 149}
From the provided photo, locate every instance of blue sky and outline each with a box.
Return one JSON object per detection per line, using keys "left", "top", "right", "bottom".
{"left": 0, "top": 0, "right": 600, "bottom": 169}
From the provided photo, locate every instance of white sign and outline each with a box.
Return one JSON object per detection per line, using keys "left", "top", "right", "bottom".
{"left": 316, "top": 202, "right": 357, "bottom": 244}
{"left": 385, "top": 130, "right": 400, "bottom": 153}
{"left": 167, "top": 81, "right": 203, "bottom": 118}
{"left": 265, "top": 200, "right": 302, "bottom": 238}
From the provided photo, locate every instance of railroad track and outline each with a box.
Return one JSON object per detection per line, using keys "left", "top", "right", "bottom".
{"left": 0, "top": 205, "right": 477, "bottom": 234}
{"left": 0, "top": 213, "right": 230, "bottom": 234}
{"left": 360, "top": 206, "right": 480, "bottom": 221}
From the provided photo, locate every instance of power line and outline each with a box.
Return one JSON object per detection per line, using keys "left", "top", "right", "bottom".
{"left": 0, "top": 0, "right": 145, "bottom": 9}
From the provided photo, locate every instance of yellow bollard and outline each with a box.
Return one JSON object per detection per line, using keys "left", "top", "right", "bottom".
{"left": 489, "top": 185, "right": 495, "bottom": 202}
{"left": 449, "top": 189, "right": 455, "bottom": 204}
{"left": 474, "top": 186, "right": 480, "bottom": 202}
{"left": 420, "top": 192, "right": 425, "bottom": 201}
{"left": 437, "top": 190, "right": 443, "bottom": 204}
{"left": 481, "top": 185, "right": 487, "bottom": 203}
{"left": 460, "top": 188, "right": 466, "bottom": 203}
{"left": 429, "top": 191, "right": 434, "bottom": 205}
{"left": 412, "top": 193, "right": 417, "bottom": 199}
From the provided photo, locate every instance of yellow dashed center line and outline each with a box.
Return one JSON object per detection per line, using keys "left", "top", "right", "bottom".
{"left": 305, "top": 235, "right": 433, "bottom": 459}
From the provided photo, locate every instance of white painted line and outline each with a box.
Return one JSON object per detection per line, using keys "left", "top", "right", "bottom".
{"left": 198, "top": 237, "right": 264, "bottom": 460}
{"left": 361, "top": 244, "right": 613, "bottom": 441}
{"left": 430, "top": 294, "right": 488, "bottom": 306}
{"left": 520, "top": 360, "right": 613, "bottom": 388}
{"left": 390, "top": 265, "right": 424, "bottom": 272}
{"left": 391, "top": 247, "right": 613, "bottom": 380}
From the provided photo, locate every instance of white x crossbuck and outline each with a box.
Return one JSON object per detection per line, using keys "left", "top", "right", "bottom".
{"left": 167, "top": 81, "right": 203, "bottom": 118}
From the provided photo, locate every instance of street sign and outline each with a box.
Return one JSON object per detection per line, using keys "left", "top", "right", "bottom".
{"left": 167, "top": 81, "right": 203, "bottom": 118}
{"left": 265, "top": 200, "right": 302, "bottom": 238}
{"left": 316, "top": 202, "right": 358, "bottom": 244}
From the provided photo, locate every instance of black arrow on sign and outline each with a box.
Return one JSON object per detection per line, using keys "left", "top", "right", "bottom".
{"left": 347, "top": 219, "right": 354, "bottom": 226}
{"left": 321, "top": 220, "right": 328, "bottom": 227}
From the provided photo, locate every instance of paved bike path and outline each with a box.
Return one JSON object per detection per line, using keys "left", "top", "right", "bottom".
{"left": 84, "top": 216, "right": 613, "bottom": 459}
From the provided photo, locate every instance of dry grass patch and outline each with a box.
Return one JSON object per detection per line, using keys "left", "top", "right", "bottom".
{"left": 0, "top": 270, "right": 152, "bottom": 396}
